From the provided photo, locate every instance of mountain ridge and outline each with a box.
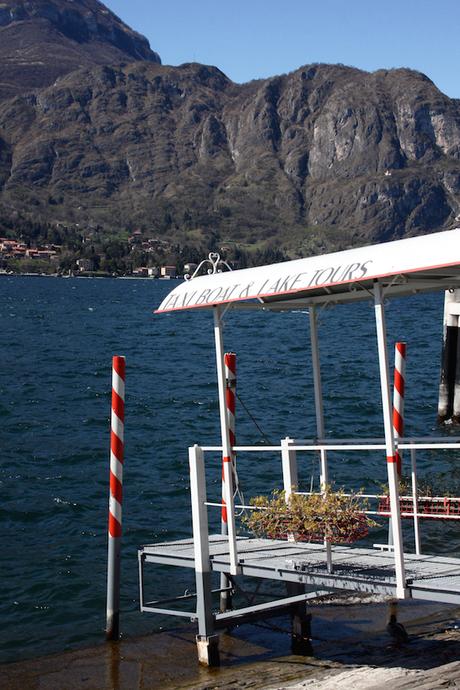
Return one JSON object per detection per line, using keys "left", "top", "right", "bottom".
{"left": 0, "top": 0, "right": 160, "bottom": 101}
{"left": 0, "top": 0, "right": 460, "bottom": 273}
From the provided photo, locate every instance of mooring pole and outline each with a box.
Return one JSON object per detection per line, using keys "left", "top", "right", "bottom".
{"left": 219, "top": 352, "right": 237, "bottom": 612}
{"left": 438, "top": 289, "right": 458, "bottom": 422}
{"left": 373, "top": 283, "right": 407, "bottom": 599}
{"left": 106, "top": 355, "right": 125, "bottom": 641}
{"left": 388, "top": 342, "right": 406, "bottom": 547}
{"left": 393, "top": 342, "right": 406, "bottom": 477}
{"left": 213, "top": 308, "right": 238, "bottom": 579}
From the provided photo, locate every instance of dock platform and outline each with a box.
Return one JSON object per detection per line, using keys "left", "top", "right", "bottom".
{"left": 141, "top": 535, "right": 460, "bottom": 605}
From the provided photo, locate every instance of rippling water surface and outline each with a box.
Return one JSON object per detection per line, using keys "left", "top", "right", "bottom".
{"left": 1, "top": 276, "right": 459, "bottom": 663}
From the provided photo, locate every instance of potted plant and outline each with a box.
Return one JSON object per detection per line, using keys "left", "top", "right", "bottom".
{"left": 243, "top": 488, "right": 376, "bottom": 544}
{"left": 377, "top": 474, "right": 460, "bottom": 519}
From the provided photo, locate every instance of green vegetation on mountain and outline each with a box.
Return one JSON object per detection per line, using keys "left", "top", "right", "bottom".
{"left": 1, "top": 1, "right": 459, "bottom": 274}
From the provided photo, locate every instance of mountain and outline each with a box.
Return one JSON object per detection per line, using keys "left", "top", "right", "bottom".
{"left": 0, "top": 0, "right": 160, "bottom": 101}
{"left": 0, "top": 0, "right": 460, "bottom": 269}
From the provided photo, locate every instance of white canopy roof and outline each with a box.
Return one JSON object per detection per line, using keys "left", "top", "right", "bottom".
{"left": 156, "top": 228, "right": 460, "bottom": 314}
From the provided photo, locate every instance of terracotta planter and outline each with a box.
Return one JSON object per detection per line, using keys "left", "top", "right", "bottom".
{"left": 378, "top": 496, "right": 460, "bottom": 519}
{"left": 267, "top": 513, "right": 369, "bottom": 544}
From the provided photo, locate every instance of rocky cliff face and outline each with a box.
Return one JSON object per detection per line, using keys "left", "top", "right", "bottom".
{"left": 1, "top": 60, "right": 459, "bottom": 253}
{"left": 0, "top": 0, "right": 160, "bottom": 101}
{"left": 0, "top": 2, "right": 459, "bottom": 255}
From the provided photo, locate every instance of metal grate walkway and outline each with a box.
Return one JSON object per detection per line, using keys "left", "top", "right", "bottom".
{"left": 141, "top": 535, "right": 460, "bottom": 604}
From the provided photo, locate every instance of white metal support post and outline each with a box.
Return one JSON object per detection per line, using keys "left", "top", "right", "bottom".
{"left": 309, "top": 306, "right": 332, "bottom": 573}
{"left": 213, "top": 307, "right": 239, "bottom": 577}
{"left": 281, "top": 437, "right": 311, "bottom": 652}
{"left": 438, "top": 290, "right": 458, "bottom": 421}
{"left": 281, "top": 437, "right": 298, "bottom": 500}
{"left": 373, "top": 282, "right": 407, "bottom": 598}
{"left": 189, "top": 445, "right": 220, "bottom": 666}
{"left": 410, "top": 448, "right": 421, "bottom": 555}
{"left": 281, "top": 437, "right": 298, "bottom": 543}
{"left": 452, "top": 289, "right": 460, "bottom": 421}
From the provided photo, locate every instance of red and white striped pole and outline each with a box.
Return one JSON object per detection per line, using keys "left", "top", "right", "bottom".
{"left": 393, "top": 342, "right": 406, "bottom": 477}
{"left": 106, "top": 355, "right": 125, "bottom": 640}
{"left": 220, "top": 352, "right": 236, "bottom": 612}
{"left": 221, "top": 353, "right": 236, "bottom": 529}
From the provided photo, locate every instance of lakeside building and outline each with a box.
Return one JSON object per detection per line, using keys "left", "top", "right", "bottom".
{"left": 160, "top": 265, "right": 177, "bottom": 278}
{"left": 76, "top": 258, "right": 95, "bottom": 272}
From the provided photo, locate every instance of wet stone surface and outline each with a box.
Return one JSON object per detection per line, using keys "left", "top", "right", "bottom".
{"left": 2, "top": 596, "right": 460, "bottom": 689}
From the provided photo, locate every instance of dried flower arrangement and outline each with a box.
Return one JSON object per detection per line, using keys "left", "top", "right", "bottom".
{"left": 243, "top": 488, "right": 376, "bottom": 544}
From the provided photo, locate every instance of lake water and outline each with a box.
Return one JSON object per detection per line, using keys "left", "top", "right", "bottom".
{"left": 1, "top": 275, "right": 459, "bottom": 663}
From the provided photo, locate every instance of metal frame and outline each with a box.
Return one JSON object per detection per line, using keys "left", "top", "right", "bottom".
{"left": 147, "top": 237, "right": 460, "bottom": 662}
{"left": 138, "top": 444, "right": 337, "bottom": 628}
{"left": 373, "top": 281, "right": 407, "bottom": 598}
{"left": 139, "top": 434, "right": 460, "bottom": 632}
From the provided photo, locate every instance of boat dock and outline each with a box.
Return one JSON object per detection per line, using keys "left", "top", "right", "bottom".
{"left": 140, "top": 535, "right": 460, "bottom": 611}
{"left": 142, "top": 230, "right": 460, "bottom": 665}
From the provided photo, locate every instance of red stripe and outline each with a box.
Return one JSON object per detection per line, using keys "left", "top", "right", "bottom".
{"left": 111, "top": 432, "right": 124, "bottom": 463}
{"left": 108, "top": 357, "right": 125, "bottom": 540}
{"left": 224, "top": 353, "right": 236, "bottom": 376}
{"left": 387, "top": 455, "right": 397, "bottom": 463}
{"left": 111, "top": 390, "right": 125, "bottom": 421}
{"left": 393, "top": 409, "right": 404, "bottom": 435}
{"left": 394, "top": 370, "right": 405, "bottom": 397}
{"left": 221, "top": 499, "right": 227, "bottom": 523}
{"left": 223, "top": 455, "right": 231, "bottom": 463}
{"left": 109, "top": 512, "right": 122, "bottom": 537}
{"left": 396, "top": 342, "right": 407, "bottom": 356}
{"left": 112, "top": 356, "right": 125, "bottom": 380}
{"left": 110, "top": 472, "right": 123, "bottom": 503}
{"left": 229, "top": 430, "right": 236, "bottom": 446}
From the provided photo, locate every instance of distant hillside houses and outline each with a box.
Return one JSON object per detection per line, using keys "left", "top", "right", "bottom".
{"left": 128, "top": 232, "right": 172, "bottom": 253}
{"left": 132, "top": 265, "right": 177, "bottom": 278}
{"left": 0, "top": 233, "right": 189, "bottom": 277}
{"left": 0, "top": 237, "right": 60, "bottom": 261}
{"left": 132, "top": 266, "right": 159, "bottom": 277}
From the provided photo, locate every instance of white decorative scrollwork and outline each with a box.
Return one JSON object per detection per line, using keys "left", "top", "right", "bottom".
{"left": 184, "top": 252, "right": 233, "bottom": 281}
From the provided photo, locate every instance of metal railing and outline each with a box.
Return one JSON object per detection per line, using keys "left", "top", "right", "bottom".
{"left": 190, "top": 436, "right": 460, "bottom": 583}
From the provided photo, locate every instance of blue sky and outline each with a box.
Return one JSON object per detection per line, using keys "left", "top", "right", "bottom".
{"left": 104, "top": 0, "right": 460, "bottom": 98}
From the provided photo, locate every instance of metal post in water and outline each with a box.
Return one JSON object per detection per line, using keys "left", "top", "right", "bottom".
{"left": 106, "top": 355, "right": 126, "bottom": 641}
{"left": 438, "top": 290, "right": 458, "bottom": 422}
{"left": 213, "top": 308, "right": 238, "bottom": 578}
{"left": 220, "top": 352, "right": 237, "bottom": 612}
{"left": 388, "top": 342, "right": 406, "bottom": 548}
{"left": 393, "top": 342, "right": 406, "bottom": 477}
